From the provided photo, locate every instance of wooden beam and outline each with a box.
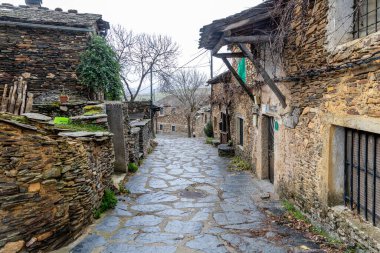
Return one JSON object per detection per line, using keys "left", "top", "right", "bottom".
{"left": 211, "top": 30, "right": 231, "bottom": 55}
{"left": 224, "top": 35, "right": 271, "bottom": 44}
{"left": 221, "top": 57, "right": 256, "bottom": 103}
{"left": 214, "top": 52, "right": 245, "bottom": 58}
{"left": 238, "top": 43, "right": 287, "bottom": 108}
{"left": 222, "top": 12, "right": 271, "bottom": 31}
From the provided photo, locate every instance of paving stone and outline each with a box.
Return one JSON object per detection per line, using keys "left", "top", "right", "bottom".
{"left": 104, "top": 244, "right": 177, "bottom": 253}
{"left": 71, "top": 235, "right": 106, "bottom": 253}
{"left": 135, "top": 233, "right": 184, "bottom": 244}
{"left": 136, "top": 192, "right": 178, "bottom": 204}
{"left": 96, "top": 216, "right": 120, "bottom": 233}
{"left": 221, "top": 234, "right": 288, "bottom": 253}
{"left": 149, "top": 178, "right": 168, "bottom": 189}
{"left": 164, "top": 220, "right": 203, "bottom": 235}
{"left": 186, "top": 234, "right": 228, "bottom": 253}
{"left": 131, "top": 204, "right": 171, "bottom": 212}
{"left": 125, "top": 215, "right": 163, "bottom": 227}
{"left": 156, "top": 209, "right": 192, "bottom": 217}
{"left": 111, "top": 228, "right": 138, "bottom": 241}
{"left": 213, "top": 211, "right": 262, "bottom": 226}
{"left": 64, "top": 135, "right": 324, "bottom": 253}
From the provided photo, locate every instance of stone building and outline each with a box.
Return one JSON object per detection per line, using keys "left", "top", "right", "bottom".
{"left": 200, "top": 0, "right": 380, "bottom": 250}
{"left": 0, "top": 1, "right": 109, "bottom": 103}
{"left": 193, "top": 105, "right": 211, "bottom": 138}
{"left": 209, "top": 71, "right": 256, "bottom": 162}
{"left": 155, "top": 95, "right": 189, "bottom": 135}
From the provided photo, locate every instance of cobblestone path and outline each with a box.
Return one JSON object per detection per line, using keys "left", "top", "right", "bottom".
{"left": 64, "top": 134, "right": 322, "bottom": 253}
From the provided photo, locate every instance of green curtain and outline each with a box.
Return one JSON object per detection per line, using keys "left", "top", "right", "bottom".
{"left": 237, "top": 57, "right": 246, "bottom": 83}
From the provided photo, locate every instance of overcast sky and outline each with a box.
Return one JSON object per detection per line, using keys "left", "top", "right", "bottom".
{"left": 8, "top": 0, "right": 262, "bottom": 91}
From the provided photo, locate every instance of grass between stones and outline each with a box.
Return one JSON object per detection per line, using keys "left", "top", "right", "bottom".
{"left": 54, "top": 123, "right": 107, "bottom": 132}
{"left": 93, "top": 189, "right": 118, "bottom": 219}
{"left": 281, "top": 200, "right": 364, "bottom": 253}
{"left": 228, "top": 156, "right": 251, "bottom": 171}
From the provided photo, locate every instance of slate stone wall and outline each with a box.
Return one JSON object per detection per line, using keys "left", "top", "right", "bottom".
{"left": 0, "top": 26, "right": 90, "bottom": 103}
{"left": 0, "top": 120, "right": 114, "bottom": 252}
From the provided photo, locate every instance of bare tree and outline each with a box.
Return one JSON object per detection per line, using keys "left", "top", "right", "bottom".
{"left": 108, "top": 25, "right": 179, "bottom": 101}
{"left": 160, "top": 69, "right": 208, "bottom": 137}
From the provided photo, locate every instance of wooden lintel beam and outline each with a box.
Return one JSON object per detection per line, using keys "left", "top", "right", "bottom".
{"left": 214, "top": 52, "right": 245, "bottom": 58}
{"left": 221, "top": 57, "right": 256, "bottom": 103}
{"left": 238, "top": 43, "right": 287, "bottom": 108}
{"left": 222, "top": 12, "right": 271, "bottom": 31}
{"left": 224, "top": 35, "right": 271, "bottom": 44}
{"left": 211, "top": 30, "right": 231, "bottom": 56}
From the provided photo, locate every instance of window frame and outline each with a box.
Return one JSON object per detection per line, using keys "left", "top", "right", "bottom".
{"left": 353, "top": 0, "right": 380, "bottom": 39}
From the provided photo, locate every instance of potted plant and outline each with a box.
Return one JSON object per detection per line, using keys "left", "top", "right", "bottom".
{"left": 59, "top": 85, "right": 69, "bottom": 104}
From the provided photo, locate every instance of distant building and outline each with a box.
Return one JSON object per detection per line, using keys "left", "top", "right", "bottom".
{"left": 0, "top": 1, "right": 109, "bottom": 103}
{"left": 155, "top": 95, "right": 188, "bottom": 135}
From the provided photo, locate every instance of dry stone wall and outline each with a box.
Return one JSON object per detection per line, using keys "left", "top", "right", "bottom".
{"left": 0, "top": 117, "right": 114, "bottom": 252}
{"left": 0, "top": 26, "right": 89, "bottom": 102}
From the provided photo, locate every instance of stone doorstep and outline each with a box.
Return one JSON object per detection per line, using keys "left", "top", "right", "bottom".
{"left": 112, "top": 173, "right": 127, "bottom": 190}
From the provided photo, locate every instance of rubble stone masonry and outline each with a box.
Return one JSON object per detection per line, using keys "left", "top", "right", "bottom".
{"left": 0, "top": 119, "right": 114, "bottom": 252}
{"left": 0, "top": 26, "right": 89, "bottom": 102}
{"left": 265, "top": 0, "right": 380, "bottom": 250}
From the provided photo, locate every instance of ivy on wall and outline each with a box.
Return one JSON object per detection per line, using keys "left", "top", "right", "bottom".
{"left": 77, "top": 35, "right": 122, "bottom": 100}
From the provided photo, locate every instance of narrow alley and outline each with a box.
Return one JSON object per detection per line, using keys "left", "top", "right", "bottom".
{"left": 61, "top": 135, "right": 322, "bottom": 253}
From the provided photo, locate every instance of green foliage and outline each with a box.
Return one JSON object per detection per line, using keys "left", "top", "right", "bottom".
{"left": 83, "top": 105, "right": 103, "bottom": 116}
{"left": 282, "top": 200, "right": 309, "bottom": 222}
{"left": 54, "top": 122, "right": 107, "bottom": 132}
{"left": 128, "top": 162, "right": 139, "bottom": 173}
{"left": 205, "top": 137, "right": 214, "bottom": 145}
{"left": 77, "top": 35, "right": 122, "bottom": 100}
{"left": 93, "top": 189, "right": 117, "bottom": 219}
{"left": 118, "top": 182, "right": 130, "bottom": 195}
{"left": 204, "top": 121, "right": 214, "bottom": 138}
{"left": 228, "top": 156, "right": 251, "bottom": 171}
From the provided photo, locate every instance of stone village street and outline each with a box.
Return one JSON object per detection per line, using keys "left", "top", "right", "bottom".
{"left": 56, "top": 134, "right": 323, "bottom": 253}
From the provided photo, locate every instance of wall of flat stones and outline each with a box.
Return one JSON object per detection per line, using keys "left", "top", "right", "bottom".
{"left": 126, "top": 101, "right": 151, "bottom": 119}
{"left": 260, "top": 0, "right": 380, "bottom": 250}
{"left": 0, "top": 26, "right": 89, "bottom": 102}
{"left": 156, "top": 109, "right": 188, "bottom": 135}
{"left": 193, "top": 112, "right": 210, "bottom": 138}
{"left": 32, "top": 102, "right": 98, "bottom": 118}
{"left": 210, "top": 77, "right": 256, "bottom": 165}
{"left": 0, "top": 120, "right": 114, "bottom": 252}
{"left": 128, "top": 128, "right": 140, "bottom": 163}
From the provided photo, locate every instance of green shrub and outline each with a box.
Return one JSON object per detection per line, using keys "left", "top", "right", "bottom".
{"left": 77, "top": 35, "right": 123, "bottom": 100}
{"left": 93, "top": 189, "right": 117, "bottom": 219}
{"left": 204, "top": 121, "right": 214, "bottom": 138}
{"left": 205, "top": 137, "right": 214, "bottom": 145}
{"left": 128, "top": 162, "right": 139, "bottom": 173}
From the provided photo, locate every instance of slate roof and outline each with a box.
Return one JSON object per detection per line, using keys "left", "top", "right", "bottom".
{"left": 0, "top": 3, "right": 109, "bottom": 33}
{"left": 207, "top": 71, "right": 231, "bottom": 85}
{"left": 199, "top": 0, "right": 274, "bottom": 50}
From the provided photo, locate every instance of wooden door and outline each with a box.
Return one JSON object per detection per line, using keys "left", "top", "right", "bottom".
{"left": 268, "top": 117, "right": 275, "bottom": 184}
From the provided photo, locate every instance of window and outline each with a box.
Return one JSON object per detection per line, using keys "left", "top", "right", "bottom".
{"left": 159, "top": 124, "right": 163, "bottom": 130}
{"left": 171, "top": 107, "right": 176, "bottom": 114}
{"left": 171, "top": 125, "right": 176, "bottom": 132}
{"left": 214, "top": 117, "right": 217, "bottom": 130}
{"left": 344, "top": 127, "right": 380, "bottom": 226}
{"left": 237, "top": 117, "right": 244, "bottom": 146}
{"left": 159, "top": 107, "right": 164, "bottom": 115}
{"left": 353, "top": 0, "right": 380, "bottom": 39}
{"left": 204, "top": 114, "right": 208, "bottom": 123}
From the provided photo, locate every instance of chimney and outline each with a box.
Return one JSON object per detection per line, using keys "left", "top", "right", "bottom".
{"left": 25, "top": 0, "right": 42, "bottom": 7}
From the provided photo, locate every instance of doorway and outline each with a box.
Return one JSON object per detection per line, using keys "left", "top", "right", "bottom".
{"left": 267, "top": 116, "right": 275, "bottom": 184}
